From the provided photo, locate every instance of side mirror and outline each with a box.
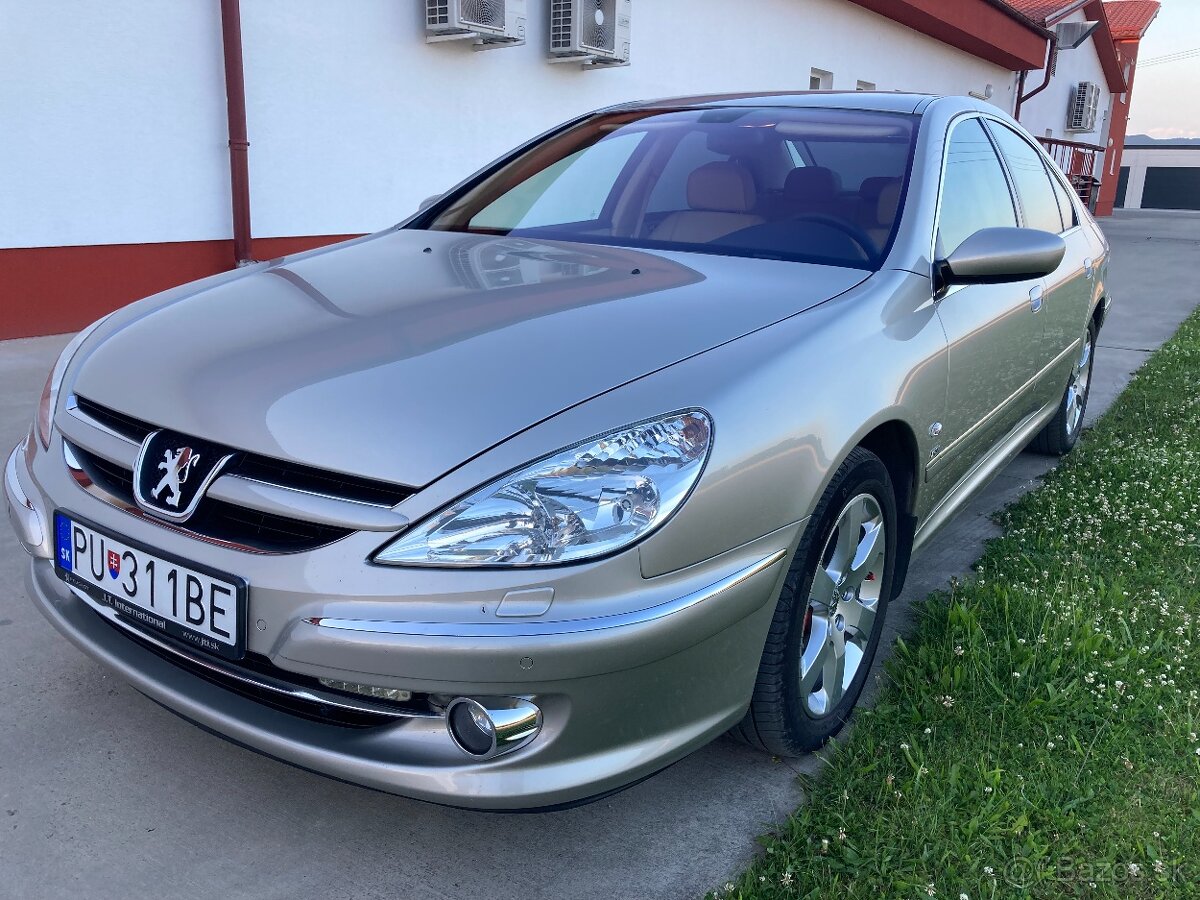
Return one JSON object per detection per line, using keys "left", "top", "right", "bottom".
{"left": 418, "top": 193, "right": 443, "bottom": 213}
{"left": 937, "top": 227, "right": 1066, "bottom": 289}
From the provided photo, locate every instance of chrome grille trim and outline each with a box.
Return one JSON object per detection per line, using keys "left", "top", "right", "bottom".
{"left": 205, "top": 475, "right": 409, "bottom": 532}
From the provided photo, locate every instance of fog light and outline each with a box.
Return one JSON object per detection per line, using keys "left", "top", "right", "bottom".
{"left": 446, "top": 697, "right": 542, "bottom": 759}
{"left": 318, "top": 678, "right": 412, "bottom": 702}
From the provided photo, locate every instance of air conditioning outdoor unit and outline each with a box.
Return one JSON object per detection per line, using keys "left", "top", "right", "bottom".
{"left": 548, "top": 0, "right": 632, "bottom": 68}
{"left": 1066, "top": 81, "right": 1100, "bottom": 133}
{"left": 426, "top": 0, "right": 527, "bottom": 48}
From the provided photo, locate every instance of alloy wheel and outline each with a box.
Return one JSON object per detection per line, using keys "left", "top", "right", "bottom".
{"left": 1065, "top": 329, "right": 1094, "bottom": 438}
{"left": 799, "top": 493, "right": 886, "bottom": 718}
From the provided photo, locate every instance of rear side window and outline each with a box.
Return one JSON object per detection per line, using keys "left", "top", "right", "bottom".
{"left": 937, "top": 118, "right": 1017, "bottom": 255}
{"left": 986, "top": 122, "right": 1065, "bottom": 234}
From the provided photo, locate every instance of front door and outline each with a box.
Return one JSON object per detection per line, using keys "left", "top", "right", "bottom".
{"left": 928, "top": 117, "right": 1045, "bottom": 494}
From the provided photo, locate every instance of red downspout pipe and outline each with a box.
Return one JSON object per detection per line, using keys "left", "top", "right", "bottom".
{"left": 1015, "top": 36, "right": 1058, "bottom": 121}
{"left": 219, "top": 0, "right": 253, "bottom": 266}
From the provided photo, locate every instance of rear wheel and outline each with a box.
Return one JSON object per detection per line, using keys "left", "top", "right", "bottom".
{"left": 1031, "top": 321, "right": 1096, "bottom": 456}
{"left": 733, "top": 447, "right": 898, "bottom": 755}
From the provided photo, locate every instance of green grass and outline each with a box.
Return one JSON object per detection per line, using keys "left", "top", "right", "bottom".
{"left": 715, "top": 309, "right": 1200, "bottom": 899}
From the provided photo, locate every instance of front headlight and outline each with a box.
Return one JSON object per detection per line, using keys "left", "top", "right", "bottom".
{"left": 374, "top": 411, "right": 712, "bottom": 567}
{"left": 37, "top": 316, "right": 110, "bottom": 449}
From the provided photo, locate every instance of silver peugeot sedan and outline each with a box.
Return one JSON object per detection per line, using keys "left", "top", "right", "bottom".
{"left": 6, "top": 92, "right": 1108, "bottom": 809}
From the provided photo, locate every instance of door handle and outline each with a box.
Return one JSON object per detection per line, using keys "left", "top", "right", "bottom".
{"left": 1029, "top": 285, "right": 1043, "bottom": 313}
{"left": 1083, "top": 257, "right": 1094, "bottom": 279}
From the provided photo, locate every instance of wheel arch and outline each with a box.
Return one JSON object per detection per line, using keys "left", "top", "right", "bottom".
{"left": 848, "top": 418, "right": 920, "bottom": 598}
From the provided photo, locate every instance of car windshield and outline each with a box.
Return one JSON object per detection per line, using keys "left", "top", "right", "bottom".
{"left": 419, "top": 106, "right": 918, "bottom": 270}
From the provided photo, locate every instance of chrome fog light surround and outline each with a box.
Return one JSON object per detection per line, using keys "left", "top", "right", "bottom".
{"left": 446, "top": 697, "right": 542, "bottom": 759}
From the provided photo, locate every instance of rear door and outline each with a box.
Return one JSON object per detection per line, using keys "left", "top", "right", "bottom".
{"left": 985, "top": 121, "right": 1092, "bottom": 405}
{"left": 928, "top": 117, "right": 1045, "bottom": 492}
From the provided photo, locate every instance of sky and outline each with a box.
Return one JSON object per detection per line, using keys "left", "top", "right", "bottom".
{"left": 1124, "top": 0, "right": 1200, "bottom": 138}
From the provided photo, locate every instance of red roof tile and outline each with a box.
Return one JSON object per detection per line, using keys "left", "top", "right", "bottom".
{"left": 1004, "top": 0, "right": 1076, "bottom": 24}
{"left": 1104, "top": 0, "right": 1161, "bottom": 39}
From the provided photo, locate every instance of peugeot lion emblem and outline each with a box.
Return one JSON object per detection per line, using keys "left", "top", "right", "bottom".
{"left": 152, "top": 446, "right": 201, "bottom": 508}
{"left": 133, "top": 431, "right": 233, "bottom": 522}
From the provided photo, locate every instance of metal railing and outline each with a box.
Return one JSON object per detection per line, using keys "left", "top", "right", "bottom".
{"left": 1037, "top": 136, "right": 1105, "bottom": 210}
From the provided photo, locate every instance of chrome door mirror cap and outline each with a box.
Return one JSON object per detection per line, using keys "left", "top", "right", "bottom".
{"left": 938, "top": 227, "right": 1067, "bottom": 288}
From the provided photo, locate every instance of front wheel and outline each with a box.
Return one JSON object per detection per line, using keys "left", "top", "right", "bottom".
{"left": 1031, "top": 321, "right": 1097, "bottom": 456}
{"left": 732, "top": 447, "right": 898, "bottom": 756}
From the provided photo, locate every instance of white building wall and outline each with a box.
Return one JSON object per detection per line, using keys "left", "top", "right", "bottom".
{"left": 0, "top": 1, "right": 231, "bottom": 249}
{"left": 1, "top": 0, "right": 1016, "bottom": 250}
{"left": 1018, "top": 10, "right": 1113, "bottom": 148}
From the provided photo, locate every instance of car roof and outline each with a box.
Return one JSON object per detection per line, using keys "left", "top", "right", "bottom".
{"left": 609, "top": 91, "right": 942, "bottom": 116}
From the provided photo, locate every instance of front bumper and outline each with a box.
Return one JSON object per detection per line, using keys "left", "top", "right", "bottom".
{"left": 10, "top": 436, "right": 796, "bottom": 809}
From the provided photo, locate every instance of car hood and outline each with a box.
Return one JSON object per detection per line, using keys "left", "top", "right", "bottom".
{"left": 72, "top": 230, "right": 868, "bottom": 487}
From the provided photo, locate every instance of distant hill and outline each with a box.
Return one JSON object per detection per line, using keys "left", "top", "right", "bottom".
{"left": 1126, "top": 134, "right": 1200, "bottom": 146}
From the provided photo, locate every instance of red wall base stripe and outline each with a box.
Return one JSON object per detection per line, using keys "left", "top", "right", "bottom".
{"left": 1, "top": 235, "right": 360, "bottom": 340}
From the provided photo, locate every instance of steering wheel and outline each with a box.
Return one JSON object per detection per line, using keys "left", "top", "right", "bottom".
{"left": 785, "top": 214, "right": 877, "bottom": 263}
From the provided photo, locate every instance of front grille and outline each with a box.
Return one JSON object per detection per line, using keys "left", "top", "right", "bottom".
{"left": 188, "top": 495, "right": 354, "bottom": 552}
{"left": 68, "top": 443, "right": 354, "bottom": 552}
{"left": 233, "top": 454, "right": 411, "bottom": 507}
{"left": 75, "top": 395, "right": 153, "bottom": 443}
{"left": 74, "top": 397, "right": 412, "bottom": 507}
{"left": 67, "top": 397, "right": 415, "bottom": 553}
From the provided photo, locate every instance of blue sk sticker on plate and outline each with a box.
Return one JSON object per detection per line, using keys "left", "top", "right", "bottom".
{"left": 56, "top": 513, "right": 73, "bottom": 571}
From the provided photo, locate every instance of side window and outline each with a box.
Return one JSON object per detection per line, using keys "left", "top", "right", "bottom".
{"left": 986, "top": 122, "right": 1065, "bottom": 234}
{"left": 1046, "top": 162, "right": 1078, "bottom": 230}
{"left": 937, "top": 118, "right": 1017, "bottom": 255}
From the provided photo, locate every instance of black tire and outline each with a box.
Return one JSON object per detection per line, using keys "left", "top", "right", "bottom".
{"left": 1030, "top": 321, "right": 1097, "bottom": 456}
{"left": 732, "top": 447, "right": 899, "bottom": 756}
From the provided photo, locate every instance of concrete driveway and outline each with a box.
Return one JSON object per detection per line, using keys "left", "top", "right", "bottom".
{"left": 2, "top": 210, "right": 1197, "bottom": 900}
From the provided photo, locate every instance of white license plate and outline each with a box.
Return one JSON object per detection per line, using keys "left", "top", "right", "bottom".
{"left": 54, "top": 511, "right": 246, "bottom": 660}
